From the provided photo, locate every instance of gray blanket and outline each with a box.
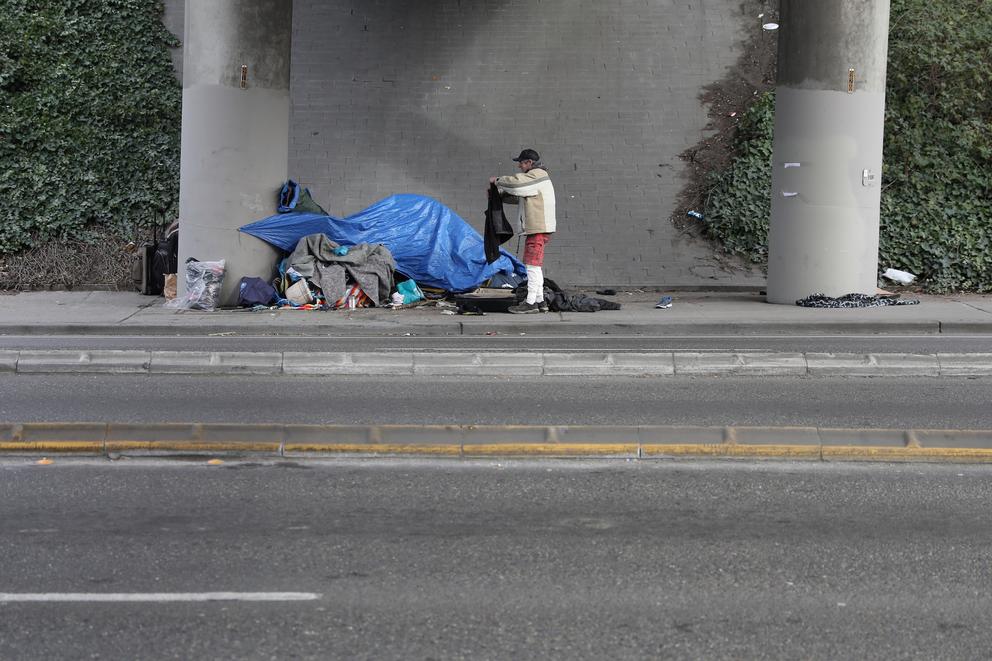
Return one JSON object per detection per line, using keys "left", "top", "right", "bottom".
{"left": 288, "top": 234, "right": 396, "bottom": 307}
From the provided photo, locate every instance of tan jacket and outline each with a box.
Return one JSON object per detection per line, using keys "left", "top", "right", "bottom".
{"left": 495, "top": 167, "right": 556, "bottom": 235}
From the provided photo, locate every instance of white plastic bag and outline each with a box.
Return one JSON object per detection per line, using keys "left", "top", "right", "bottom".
{"left": 882, "top": 268, "right": 916, "bottom": 285}
{"left": 166, "top": 259, "right": 226, "bottom": 311}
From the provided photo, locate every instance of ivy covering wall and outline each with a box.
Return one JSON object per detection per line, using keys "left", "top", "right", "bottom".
{"left": 702, "top": 0, "right": 992, "bottom": 292}
{"left": 0, "top": 0, "right": 181, "bottom": 256}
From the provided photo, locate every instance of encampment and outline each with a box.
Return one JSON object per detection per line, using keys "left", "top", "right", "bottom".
{"left": 240, "top": 191, "right": 525, "bottom": 292}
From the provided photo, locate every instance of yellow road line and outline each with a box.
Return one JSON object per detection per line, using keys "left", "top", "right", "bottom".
{"left": 821, "top": 446, "right": 992, "bottom": 461}
{"left": 0, "top": 441, "right": 104, "bottom": 453}
{"left": 6, "top": 429, "right": 992, "bottom": 463}
{"left": 106, "top": 441, "right": 281, "bottom": 453}
{"left": 641, "top": 444, "right": 821, "bottom": 457}
{"left": 462, "top": 443, "right": 638, "bottom": 456}
{"left": 284, "top": 444, "right": 462, "bottom": 455}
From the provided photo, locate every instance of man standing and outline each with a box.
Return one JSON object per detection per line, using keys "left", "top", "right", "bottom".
{"left": 490, "top": 148, "right": 557, "bottom": 314}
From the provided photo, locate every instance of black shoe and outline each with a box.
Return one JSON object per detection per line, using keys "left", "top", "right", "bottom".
{"left": 508, "top": 301, "right": 541, "bottom": 314}
{"left": 538, "top": 301, "right": 549, "bottom": 313}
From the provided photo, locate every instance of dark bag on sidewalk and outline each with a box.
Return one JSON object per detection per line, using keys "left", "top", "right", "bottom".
{"left": 237, "top": 277, "right": 278, "bottom": 307}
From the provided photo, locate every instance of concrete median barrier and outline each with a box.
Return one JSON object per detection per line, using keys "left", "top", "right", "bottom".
{"left": 541, "top": 353, "right": 676, "bottom": 376}
{"left": 0, "top": 351, "right": 17, "bottom": 372}
{"left": 608, "top": 353, "right": 677, "bottom": 376}
{"left": 282, "top": 352, "right": 351, "bottom": 375}
{"left": 805, "top": 353, "right": 940, "bottom": 377}
{"left": 460, "top": 425, "right": 640, "bottom": 457}
{"left": 673, "top": 352, "right": 806, "bottom": 376}
{"left": 639, "top": 426, "right": 821, "bottom": 458}
{"left": 542, "top": 353, "right": 615, "bottom": 376}
{"left": 3, "top": 350, "right": 992, "bottom": 378}
{"left": 105, "top": 422, "right": 283, "bottom": 456}
{"left": 16, "top": 350, "right": 150, "bottom": 374}
{"left": 347, "top": 352, "right": 416, "bottom": 375}
{"left": 1, "top": 423, "right": 992, "bottom": 462}
{"left": 413, "top": 353, "right": 541, "bottom": 377}
{"left": 936, "top": 353, "right": 992, "bottom": 377}
{"left": 0, "top": 422, "right": 106, "bottom": 454}
{"left": 0, "top": 351, "right": 19, "bottom": 372}
{"left": 284, "top": 424, "right": 464, "bottom": 456}
{"left": 150, "top": 351, "right": 282, "bottom": 375}
{"left": 282, "top": 352, "right": 416, "bottom": 376}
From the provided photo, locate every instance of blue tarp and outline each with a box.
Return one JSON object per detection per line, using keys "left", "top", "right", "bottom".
{"left": 239, "top": 193, "right": 525, "bottom": 292}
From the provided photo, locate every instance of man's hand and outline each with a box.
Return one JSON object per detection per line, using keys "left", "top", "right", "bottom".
{"left": 489, "top": 176, "right": 498, "bottom": 185}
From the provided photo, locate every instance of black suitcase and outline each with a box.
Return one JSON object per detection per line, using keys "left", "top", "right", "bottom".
{"left": 132, "top": 242, "right": 158, "bottom": 295}
{"left": 132, "top": 224, "right": 178, "bottom": 296}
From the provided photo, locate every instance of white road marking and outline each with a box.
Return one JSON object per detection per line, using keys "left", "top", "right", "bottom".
{"left": 0, "top": 592, "right": 320, "bottom": 602}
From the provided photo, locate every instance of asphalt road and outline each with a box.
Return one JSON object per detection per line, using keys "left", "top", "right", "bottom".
{"left": 2, "top": 460, "right": 991, "bottom": 659}
{"left": 3, "top": 333, "right": 992, "bottom": 354}
{"left": 2, "top": 373, "right": 991, "bottom": 429}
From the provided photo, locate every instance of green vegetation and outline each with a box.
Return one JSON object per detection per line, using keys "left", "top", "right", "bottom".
{"left": 700, "top": 91, "right": 775, "bottom": 265}
{"left": 702, "top": 0, "right": 992, "bottom": 291}
{"left": 0, "top": 0, "right": 181, "bottom": 256}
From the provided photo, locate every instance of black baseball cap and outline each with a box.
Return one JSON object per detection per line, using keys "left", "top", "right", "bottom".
{"left": 512, "top": 148, "right": 540, "bottom": 162}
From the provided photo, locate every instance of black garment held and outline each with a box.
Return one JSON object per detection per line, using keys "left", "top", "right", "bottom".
{"left": 484, "top": 183, "right": 514, "bottom": 264}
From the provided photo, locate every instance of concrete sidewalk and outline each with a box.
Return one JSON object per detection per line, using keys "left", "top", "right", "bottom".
{"left": 2, "top": 289, "right": 992, "bottom": 337}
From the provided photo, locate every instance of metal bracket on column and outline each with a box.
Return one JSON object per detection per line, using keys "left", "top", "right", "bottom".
{"left": 240, "top": 65, "right": 248, "bottom": 89}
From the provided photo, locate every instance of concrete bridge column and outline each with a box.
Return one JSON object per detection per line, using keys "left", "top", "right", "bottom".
{"left": 177, "top": 0, "right": 292, "bottom": 305}
{"left": 766, "top": 1, "right": 891, "bottom": 304}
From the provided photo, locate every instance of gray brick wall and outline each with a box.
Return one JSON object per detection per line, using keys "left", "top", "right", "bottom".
{"left": 160, "top": 0, "right": 184, "bottom": 80}
{"left": 162, "top": 0, "right": 765, "bottom": 287}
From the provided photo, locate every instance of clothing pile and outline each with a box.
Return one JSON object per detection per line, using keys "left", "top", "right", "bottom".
{"left": 238, "top": 233, "right": 403, "bottom": 310}
{"left": 513, "top": 279, "right": 622, "bottom": 313}
{"left": 796, "top": 293, "right": 920, "bottom": 308}
{"left": 282, "top": 233, "right": 395, "bottom": 308}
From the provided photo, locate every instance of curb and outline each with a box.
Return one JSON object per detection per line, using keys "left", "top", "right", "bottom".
{"left": 458, "top": 321, "right": 947, "bottom": 337}
{"left": 4, "top": 423, "right": 992, "bottom": 463}
{"left": 3, "top": 350, "right": 992, "bottom": 377}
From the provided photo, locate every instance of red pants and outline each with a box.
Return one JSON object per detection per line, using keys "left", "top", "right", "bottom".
{"left": 523, "top": 233, "right": 552, "bottom": 266}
